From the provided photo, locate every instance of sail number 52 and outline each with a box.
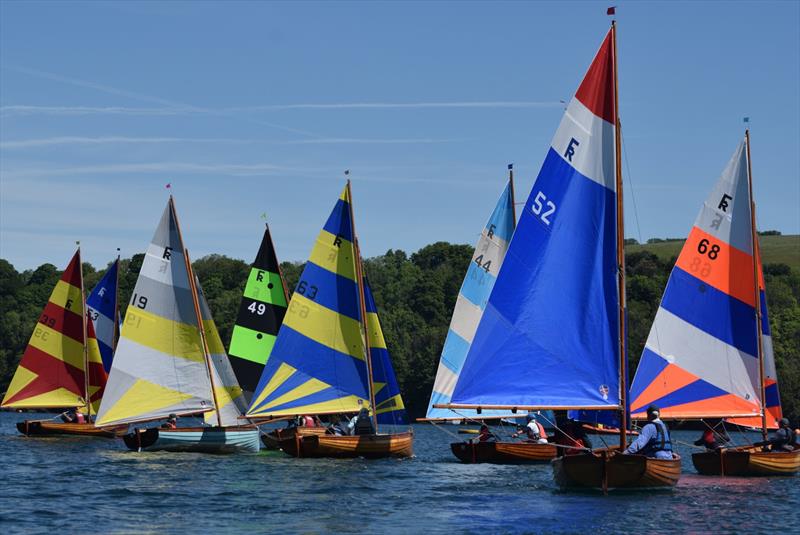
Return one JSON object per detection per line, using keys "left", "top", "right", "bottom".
{"left": 531, "top": 191, "right": 556, "bottom": 225}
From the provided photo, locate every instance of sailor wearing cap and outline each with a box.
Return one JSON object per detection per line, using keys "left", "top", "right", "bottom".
{"left": 623, "top": 405, "right": 673, "bottom": 459}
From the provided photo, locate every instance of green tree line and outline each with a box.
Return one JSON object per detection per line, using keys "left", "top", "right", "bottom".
{"left": 1, "top": 243, "right": 798, "bottom": 423}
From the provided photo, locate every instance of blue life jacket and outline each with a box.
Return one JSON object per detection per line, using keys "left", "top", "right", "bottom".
{"left": 640, "top": 420, "right": 672, "bottom": 456}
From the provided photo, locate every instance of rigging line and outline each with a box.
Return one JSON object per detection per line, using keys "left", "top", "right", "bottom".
{"left": 429, "top": 420, "right": 462, "bottom": 441}
{"left": 535, "top": 411, "right": 587, "bottom": 451}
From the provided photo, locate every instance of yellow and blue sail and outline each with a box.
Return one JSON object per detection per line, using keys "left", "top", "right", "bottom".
{"left": 451, "top": 29, "right": 621, "bottom": 410}
{"left": 246, "top": 186, "right": 371, "bottom": 418}
{"left": 426, "top": 180, "right": 515, "bottom": 419}
{"left": 363, "top": 276, "right": 407, "bottom": 425}
{"left": 86, "top": 258, "right": 119, "bottom": 373}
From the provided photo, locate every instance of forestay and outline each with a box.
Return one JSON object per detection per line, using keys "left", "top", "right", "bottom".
{"left": 426, "top": 181, "right": 516, "bottom": 420}
{"left": 246, "top": 186, "right": 371, "bottom": 418}
{"left": 629, "top": 140, "right": 782, "bottom": 426}
{"left": 95, "top": 199, "right": 216, "bottom": 427}
{"left": 450, "top": 29, "right": 621, "bottom": 409}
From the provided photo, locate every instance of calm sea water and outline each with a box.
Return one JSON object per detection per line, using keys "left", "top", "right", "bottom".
{"left": 0, "top": 412, "right": 797, "bottom": 534}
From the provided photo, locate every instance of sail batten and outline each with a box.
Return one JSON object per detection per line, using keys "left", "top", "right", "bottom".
{"left": 450, "top": 29, "right": 620, "bottom": 410}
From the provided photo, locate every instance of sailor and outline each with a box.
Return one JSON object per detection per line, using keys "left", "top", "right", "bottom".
{"left": 554, "top": 419, "right": 592, "bottom": 455}
{"left": 61, "top": 409, "right": 86, "bottom": 424}
{"left": 694, "top": 423, "right": 729, "bottom": 451}
{"left": 511, "top": 413, "right": 548, "bottom": 444}
{"left": 765, "top": 418, "right": 797, "bottom": 452}
{"left": 160, "top": 414, "right": 178, "bottom": 429}
{"left": 349, "top": 407, "right": 375, "bottom": 436}
{"left": 473, "top": 424, "right": 497, "bottom": 443}
{"left": 624, "top": 405, "right": 673, "bottom": 459}
{"left": 300, "top": 415, "right": 316, "bottom": 427}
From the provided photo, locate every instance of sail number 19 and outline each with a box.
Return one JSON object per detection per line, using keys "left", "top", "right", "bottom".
{"left": 531, "top": 191, "right": 556, "bottom": 226}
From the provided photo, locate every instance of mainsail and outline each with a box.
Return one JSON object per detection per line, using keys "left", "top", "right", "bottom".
{"left": 2, "top": 250, "right": 107, "bottom": 411}
{"left": 95, "top": 199, "right": 216, "bottom": 427}
{"left": 629, "top": 140, "right": 781, "bottom": 426}
{"left": 449, "top": 29, "right": 620, "bottom": 410}
{"left": 246, "top": 186, "right": 370, "bottom": 418}
{"left": 227, "top": 224, "right": 288, "bottom": 403}
{"left": 363, "top": 276, "right": 407, "bottom": 425}
{"left": 86, "top": 257, "right": 119, "bottom": 373}
{"left": 425, "top": 180, "right": 516, "bottom": 420}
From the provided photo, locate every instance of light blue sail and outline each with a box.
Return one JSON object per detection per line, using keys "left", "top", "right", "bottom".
{"left": 86, "top": 258, "right": 119, "bottom": 373}
{"left": 426, "top": 180, "right": 516, "bottom": 420}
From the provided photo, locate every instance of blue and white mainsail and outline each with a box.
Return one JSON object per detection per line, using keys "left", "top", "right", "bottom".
{"left": 425, "top": 179, "right": 516, "bottom": 420}
{"left": 449, "top": 29, "right": 621, "bottom": 410}
{"left": 86, "top": 258, "right": 119, "bottom": 373}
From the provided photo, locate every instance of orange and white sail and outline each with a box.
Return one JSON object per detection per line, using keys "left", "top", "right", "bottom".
{"left": 629, "top": 138, "right": 781, "bottom": 427}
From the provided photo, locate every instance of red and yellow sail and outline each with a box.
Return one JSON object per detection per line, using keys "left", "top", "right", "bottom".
{"left": 1, "top": 250, "right": 107, "bottom": 411}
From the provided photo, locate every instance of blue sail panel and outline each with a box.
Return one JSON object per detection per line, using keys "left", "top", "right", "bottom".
{"left": 426, "top": 181, "right": 517, "bottom": 420}
{"left": 451, "top": 148, "right": 620, "bottom": 409}
{"left": 86, "top": 258, "right": 119, "bottom": 373}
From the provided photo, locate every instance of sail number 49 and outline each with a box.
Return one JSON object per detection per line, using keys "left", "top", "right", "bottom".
{"left": 531, "top": 191, "right": 556, "bottom": 225}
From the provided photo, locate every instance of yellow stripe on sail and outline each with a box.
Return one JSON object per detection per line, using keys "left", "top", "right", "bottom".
{"left": 122, "top": 308, "right": 205, "bottom": 363}
{"left": 283, "top": 293, "right": 365, "bottom": 361}
{"left": 339, "top": 186, "right": 348, "bottom": 202}
{"left": 87, "top": 336, "right": 104, "bottom": 366}
{"left": 28, "top": 323, "right": 85, "bottom": 370}
{"left": 204, "top": 384, "right": 244, "bottom": 424}
{"left": 49, "top": 280, "right": 84, "bottom": 315}
{"left": 366, "top": 312, "right": 386, "bottom": 349}
{"left": 95, "top": 377, "right": 195, "bottom": 426}
{"left": 308, "top": 230, "right": 357, "bottom": 281}
{"left": 1, "top": 366, "right": 36, "bottom": 406}
{"left": 202, "top": 319, "right": 226, "bottom": 355}
{"left": 257, "top": 395, "right": 366, "bottom": 418}
{"left": 257, "top": 377, "right": 329, "bottom": 411}
{"left": 247, "top": 362, "right": 297, "bottom": 415}
{"left": 2, "top": 365, "right": 83, "bottom": 408}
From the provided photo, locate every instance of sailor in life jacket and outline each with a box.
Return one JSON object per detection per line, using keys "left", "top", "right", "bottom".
{"left": 624, "top": 405, "right": 673, "bottom": 459}
{"left": 61, "top": 409, "right": 86, "bottom": 424}
{"left": 348, "top": 407, "right": 376, "bottom": 436}
{"left": 765, "top": 418, "right": 798, "bottom": 452}
{"left": 512, "top": 413, "right": 548, "bottom": 444}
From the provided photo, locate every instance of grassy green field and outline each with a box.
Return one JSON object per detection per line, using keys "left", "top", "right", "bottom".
{"left": 626, "top": 234, "right": 799, "bottom": 270}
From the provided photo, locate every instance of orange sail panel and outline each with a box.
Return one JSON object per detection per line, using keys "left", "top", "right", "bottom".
{"left": 2, "top": 251, "right": 90, "bottom": 409}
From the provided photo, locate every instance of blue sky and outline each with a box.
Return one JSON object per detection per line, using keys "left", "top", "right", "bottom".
{"left": 1, "top": 1, "right": 798, "bottom": 270}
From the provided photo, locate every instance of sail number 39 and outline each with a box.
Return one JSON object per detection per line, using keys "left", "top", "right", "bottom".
{"left": 531, "top": 191, "right": 556, "bottom": 225}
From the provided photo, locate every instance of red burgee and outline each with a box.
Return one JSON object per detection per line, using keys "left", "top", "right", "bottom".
{"left": 575, "top": 28, "right": 616, "bottom": 125}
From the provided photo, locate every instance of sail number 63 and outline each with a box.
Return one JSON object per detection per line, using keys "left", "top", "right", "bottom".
{"left": 531, "top": 191, "right": 556, "bottom": 225}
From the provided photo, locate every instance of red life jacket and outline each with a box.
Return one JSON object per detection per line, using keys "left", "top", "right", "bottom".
{"left": 75, "top": 412, "right": 86, "bottom": 424}
{"left": 303, "top": 415, "right": 315, "bottom": 427}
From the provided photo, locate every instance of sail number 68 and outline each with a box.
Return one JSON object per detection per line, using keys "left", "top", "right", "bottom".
{"left": 531, "top": 191, "right": 556, "bottom": 225}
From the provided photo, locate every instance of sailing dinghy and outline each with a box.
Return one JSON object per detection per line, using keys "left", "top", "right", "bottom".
{"left": 3, "top": 249, "right": 121, "bottom": 438}
{"left": 246, "top": 182, "right": 412, "bottom": 458}
{"left": 629, "top": 132, "right": 800, "bottom": 476}
{"left": 94, "top": 197, "right": 259, "bottom": 453}
{"left": 437, "top": 23, "right": 680, "bottom": 490}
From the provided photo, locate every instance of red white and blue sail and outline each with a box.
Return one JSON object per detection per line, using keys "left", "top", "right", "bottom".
{"left": 450, "top": 29, "right": 621, "bottom": 409}
{"left": 426, "top": 180, "right": 516, "bottom": 419}
{"left": 86, "top": 258, "right": 119, "bottom": 373}
{"left": 629, "top": 140, "right": 781, "bottom": 426}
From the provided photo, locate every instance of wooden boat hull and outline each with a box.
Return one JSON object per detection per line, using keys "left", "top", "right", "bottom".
{"left": 123, "top": 426, "right": 260, "bottom": 454}
{"left": 279, "top": 431, "right": 413, "bottom": 459}
{"left": 260, "top": 426, "right": 327, "bottom": 450}
{"left": 451, "top": 441, "right": 557, "bottom": 463}
{"left": 552, "top": 452, "right": 681, "bottom": 490}
{"left": 692, "top": 447, "right": 800, "bottom": 476}
{"left": 16, "top": 419, "right": 125, "bottom": 438}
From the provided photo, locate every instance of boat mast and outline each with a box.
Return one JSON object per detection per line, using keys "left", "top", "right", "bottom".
{"left": 79, "top": 245, "right": 91, "bottom": 420}
{"left": 347, "top": 179, "right": 379, "bottom": 432}
{"left": 171, "top": 196, "right": 224, "bottom": 426}
{"left": 508, "top": 164, "right": 517, "bottom": 223}
{"left": 611, "top": 20, "right": 628, "bottom": 451}
{"left": 113, "top": 250, "right": 120, "bottom": 352}
{"left": 745, "top": 130, "right": 768, "bottom": 441}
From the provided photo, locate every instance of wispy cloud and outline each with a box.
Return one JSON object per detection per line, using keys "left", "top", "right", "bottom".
{"left": 0, "top": 135, "right": 461, "bottom": 149}
{"left": 0, "top": 101, "right": 562, "bottom": 118}
{"left": 1, "top": 161, "right": 290, "bottom": 179}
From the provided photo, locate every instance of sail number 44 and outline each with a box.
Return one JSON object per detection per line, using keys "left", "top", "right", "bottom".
{"left": 531, "top": 191, "right": 556, "bottom": 225}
